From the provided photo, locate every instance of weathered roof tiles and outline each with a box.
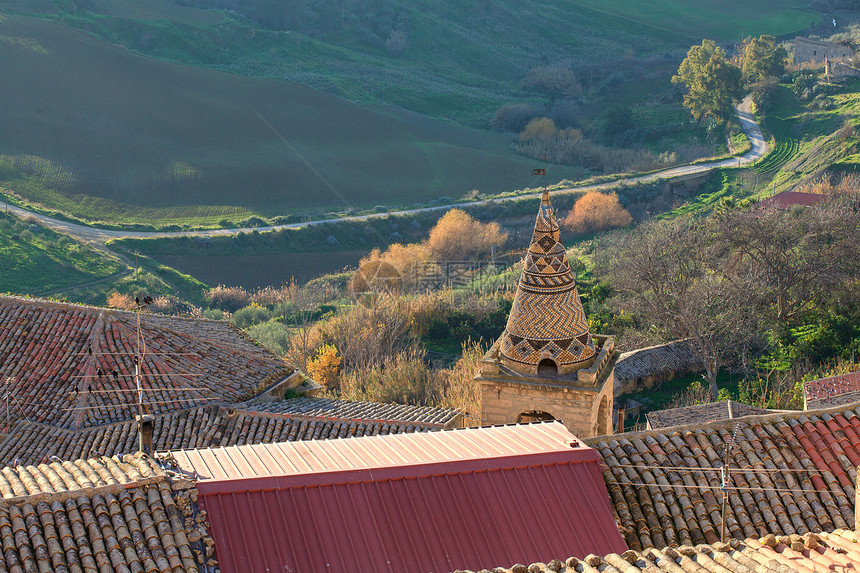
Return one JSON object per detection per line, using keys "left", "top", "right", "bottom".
{"left": 645, "top": 400, "right": 773, "bottom": 429}
{"left": 585, "top": 404, "right": 860, "bottom": 551}
{"left": 0, "top": 404, "right": 440, "bottom": 467}
{"left": 453, "top": 529, "right": 860, "bottom": 573}
{"left": 805, "top": 370, "right": 860, "bottom": 409}
{"left": 238, "top": 395, "right": 464, "bottom": 427}
{"left": 0, "top": 453, "right": 199, "bottom": 573}
{"left": 0, "top": 295, "right": 292, "bottom": 430}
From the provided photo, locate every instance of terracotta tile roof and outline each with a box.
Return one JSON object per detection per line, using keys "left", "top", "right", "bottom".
{"left": 0, "top": 404, "right": 437, "bottom": 466}
{"left": 646, "top": 400, "right": 773, "bottom": 429}
{"left": 173, "top": 423, "right": 627, "bottom": 572}
{"left": 238, "top": 396, "right": 464, "bottom": 427}
{"left": 453, "top": 529, "right": 860, "bottom": 573}
{"left": 584, "top": 404, "right": 860, "bottom": 551}
{"left": 0, "top": 452, "right": 163, "bottom": 500}
{"left": 614, "top": 341, "right": 700, "bottom": 388}
{"left": 0, "top": 295, "right": 291, "bottom": 430}
{"left": 0, "top": 452, "right": 201, "bottom": 573}
{"left": 804, "top": 370, "right": 860, "bottom": 409}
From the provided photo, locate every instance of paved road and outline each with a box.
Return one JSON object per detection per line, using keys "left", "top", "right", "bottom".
{"left": 2, "top": 97, "right": 767, "bottom": 245}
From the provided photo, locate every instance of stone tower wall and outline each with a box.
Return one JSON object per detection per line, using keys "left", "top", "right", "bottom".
{"left": 480, "top": 370, "right": 614, "bottom": 438}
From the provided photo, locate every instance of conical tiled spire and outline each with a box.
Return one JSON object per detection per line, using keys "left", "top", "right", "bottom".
{"left": 499, "top": 189, "right": 596, "bottom": 375}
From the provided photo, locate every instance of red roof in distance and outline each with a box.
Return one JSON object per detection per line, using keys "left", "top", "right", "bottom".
{"left": 805, "top": 370, "right": 860, "bottom": 401}
{"left": 173, "top": 422, "right": 627, "bottom": 573}
{"left": 759, "top": 191, "right": 823, "bottom": 209}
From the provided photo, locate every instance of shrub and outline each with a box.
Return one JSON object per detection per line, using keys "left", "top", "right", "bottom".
{"left": 339, "top": 345, "right": 434, "bottom": 404}
{"left": 207, "top": 285, "right": 251, "bottom": 312}
{"left": 519, "top": 117, "right": 556, "bottom": 142}
{"left": 750, "top": 79, "right": 779, "bottom": 114}
{"left": 426, "top": 209, "right": 508, "bottom": 262}
{"left": 521, "top": 65, "right": 582, "bottom": 100}
{"left": 490, "top": 103, "right": 540, "bottom": 132}
{"left": 357, "top": 243, "right": 432, "bottom": 293}
{"left": 107, "top": 292, "right": 136, "bottom": 310}
{"left": 307, "top": 343, "right": 342, "bottom": 391}
{"left": 604, "top": 104, "right": 634, "bottom": 137}
{"left": 231, "top": 304, "right": 272, "bottom": 329}
{"left": 562, "top": 192, "right": 633, "bottom": 236}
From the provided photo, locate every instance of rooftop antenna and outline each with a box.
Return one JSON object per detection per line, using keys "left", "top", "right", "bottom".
{"left": 135, "top": 295, "right": 155, "bottom": 453}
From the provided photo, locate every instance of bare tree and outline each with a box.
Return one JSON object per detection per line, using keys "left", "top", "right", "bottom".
{"left": 597, "top": 217, "right": 755, "bottom": 398}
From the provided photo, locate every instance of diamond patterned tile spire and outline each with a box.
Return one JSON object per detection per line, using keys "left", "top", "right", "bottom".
{"left": 500, "top": 189, "right": 596, "bottom": 374}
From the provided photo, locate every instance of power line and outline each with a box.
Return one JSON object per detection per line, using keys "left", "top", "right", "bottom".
{"left": 605, "top": 479, "right": 849, "bottom": 497}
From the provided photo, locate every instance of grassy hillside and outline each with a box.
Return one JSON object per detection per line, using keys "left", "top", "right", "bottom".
{"left": 29, "top": 0, "right": 819, "bottom": 123}
{"left": 0, "top": 13, "right": 573, "bottom": 227}
{"left": 0, "top": 213, "right": 124, "bottom": 295}
{"left": 0, "top": 0, "right": 821, "bottom": 228}
{"left": 753, "top": 78, "right": 860, "bottom": 195}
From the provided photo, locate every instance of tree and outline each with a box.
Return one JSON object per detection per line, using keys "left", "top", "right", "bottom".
{"left": 519, "top": 117, "right": 557, "bottom": 143}
{"left": 307, "top": 344, "right": 342, "bottom": 391}
{"left": 597, "top": 217, "right": 754, "bottom": 398}
{"left": 562, "top": 191, "right": 632, "bottom": 236}
{"left": 426, "top": 209, "right": 508, "bottom": 262}
{"left": 741, "top": 35, "right": 788, "bottom": 83}
{"left": 672, "top": 40, "right": 743, "bottom": 121}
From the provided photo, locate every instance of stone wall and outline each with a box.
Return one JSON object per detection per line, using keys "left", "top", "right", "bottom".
{"left": 826, "top": 58, "right": 860, "bottom": 81}
{"left": 794, "top": 37, "right": 854, "bottom": 65}
{"left": 480, "top": 372, "right": 613, "bottom": 438}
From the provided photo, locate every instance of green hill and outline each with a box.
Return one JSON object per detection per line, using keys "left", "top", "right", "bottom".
{"left": 12, "top": 0, "right": 818, "bottom": 125}
{"left": 0, "top": 13, "right": 568, "bottom": 226}
{"left": 0, "top": 0, "right": 820, "bottom": 227}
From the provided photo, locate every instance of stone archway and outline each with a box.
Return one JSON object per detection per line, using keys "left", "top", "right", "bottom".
{"left": 537, "top": 358, "right": 558, "bottom": 375}
{"left": 517, "top": 410, "right": 556, "bottom": 424}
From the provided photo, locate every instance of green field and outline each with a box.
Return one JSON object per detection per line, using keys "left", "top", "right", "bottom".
{"left": 567, "top": 0, "right": 816, "bottom": 40}
{"left": 0, "top": 13, "right": 570, "bottom": 226}
{"left": 0, "top": 0, "right": 824, "bottom": 229}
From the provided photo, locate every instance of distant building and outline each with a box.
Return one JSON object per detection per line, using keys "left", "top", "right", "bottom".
{"left": 794, "top": 37, "right": 854, "bottom": 66}
{"left": 804, "top": 370, "right": 860, "bottom": 409}
{"left": 476, "top": 189, "right": 616, "bottom": 438}
{"left": 759, "top": 190, "right": 823, "bottom": 209}
{"left": 645, "top": 399, "right": 772, "bottom": 430}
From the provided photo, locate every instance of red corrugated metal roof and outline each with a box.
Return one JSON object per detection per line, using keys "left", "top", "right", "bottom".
{"left": 173, "top": 423, "right": 627, "bottom": 573}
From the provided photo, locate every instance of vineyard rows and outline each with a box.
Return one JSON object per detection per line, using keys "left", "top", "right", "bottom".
{"left": 753, "top": 138, "right": 799, "bottom": 176}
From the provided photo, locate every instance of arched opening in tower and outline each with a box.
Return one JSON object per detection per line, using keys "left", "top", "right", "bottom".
{"left": 537, "top": 358, "right": 558, "bottom": 375}
{"left": 517, "top": 410, "right": 556, "bottom": 423}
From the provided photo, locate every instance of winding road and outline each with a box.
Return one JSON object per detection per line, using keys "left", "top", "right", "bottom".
{"left": 3, "top": 97, "right": 767, "bottom": 245}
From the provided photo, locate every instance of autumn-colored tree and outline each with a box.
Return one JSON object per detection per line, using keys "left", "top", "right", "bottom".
{"left": 562, "top": 191, "right": 632, "bottom": 236}
{"left": 519, "top": 117, "right": 557, "bottom": 142}
{"left": 672, "top": 39, "right": 743, "bottom": 121}
{"left": 306, "top": 343, "right": 342, "bottom": 391}
{"left": 426, "top": 209, "right": 508, "bottom": 262}
{"left": 356, "top": 242, "right": 433, "bottom": 294}
{"left": 741, "top": 35, "right": 788, "bottom": 83}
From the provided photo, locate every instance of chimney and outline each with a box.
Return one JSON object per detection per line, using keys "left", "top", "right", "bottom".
{"left": 617, "top": 407, "right": 625, "bottom": 434}
{"left": 137, "top": 414, "right": 154, "bottom": 454}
